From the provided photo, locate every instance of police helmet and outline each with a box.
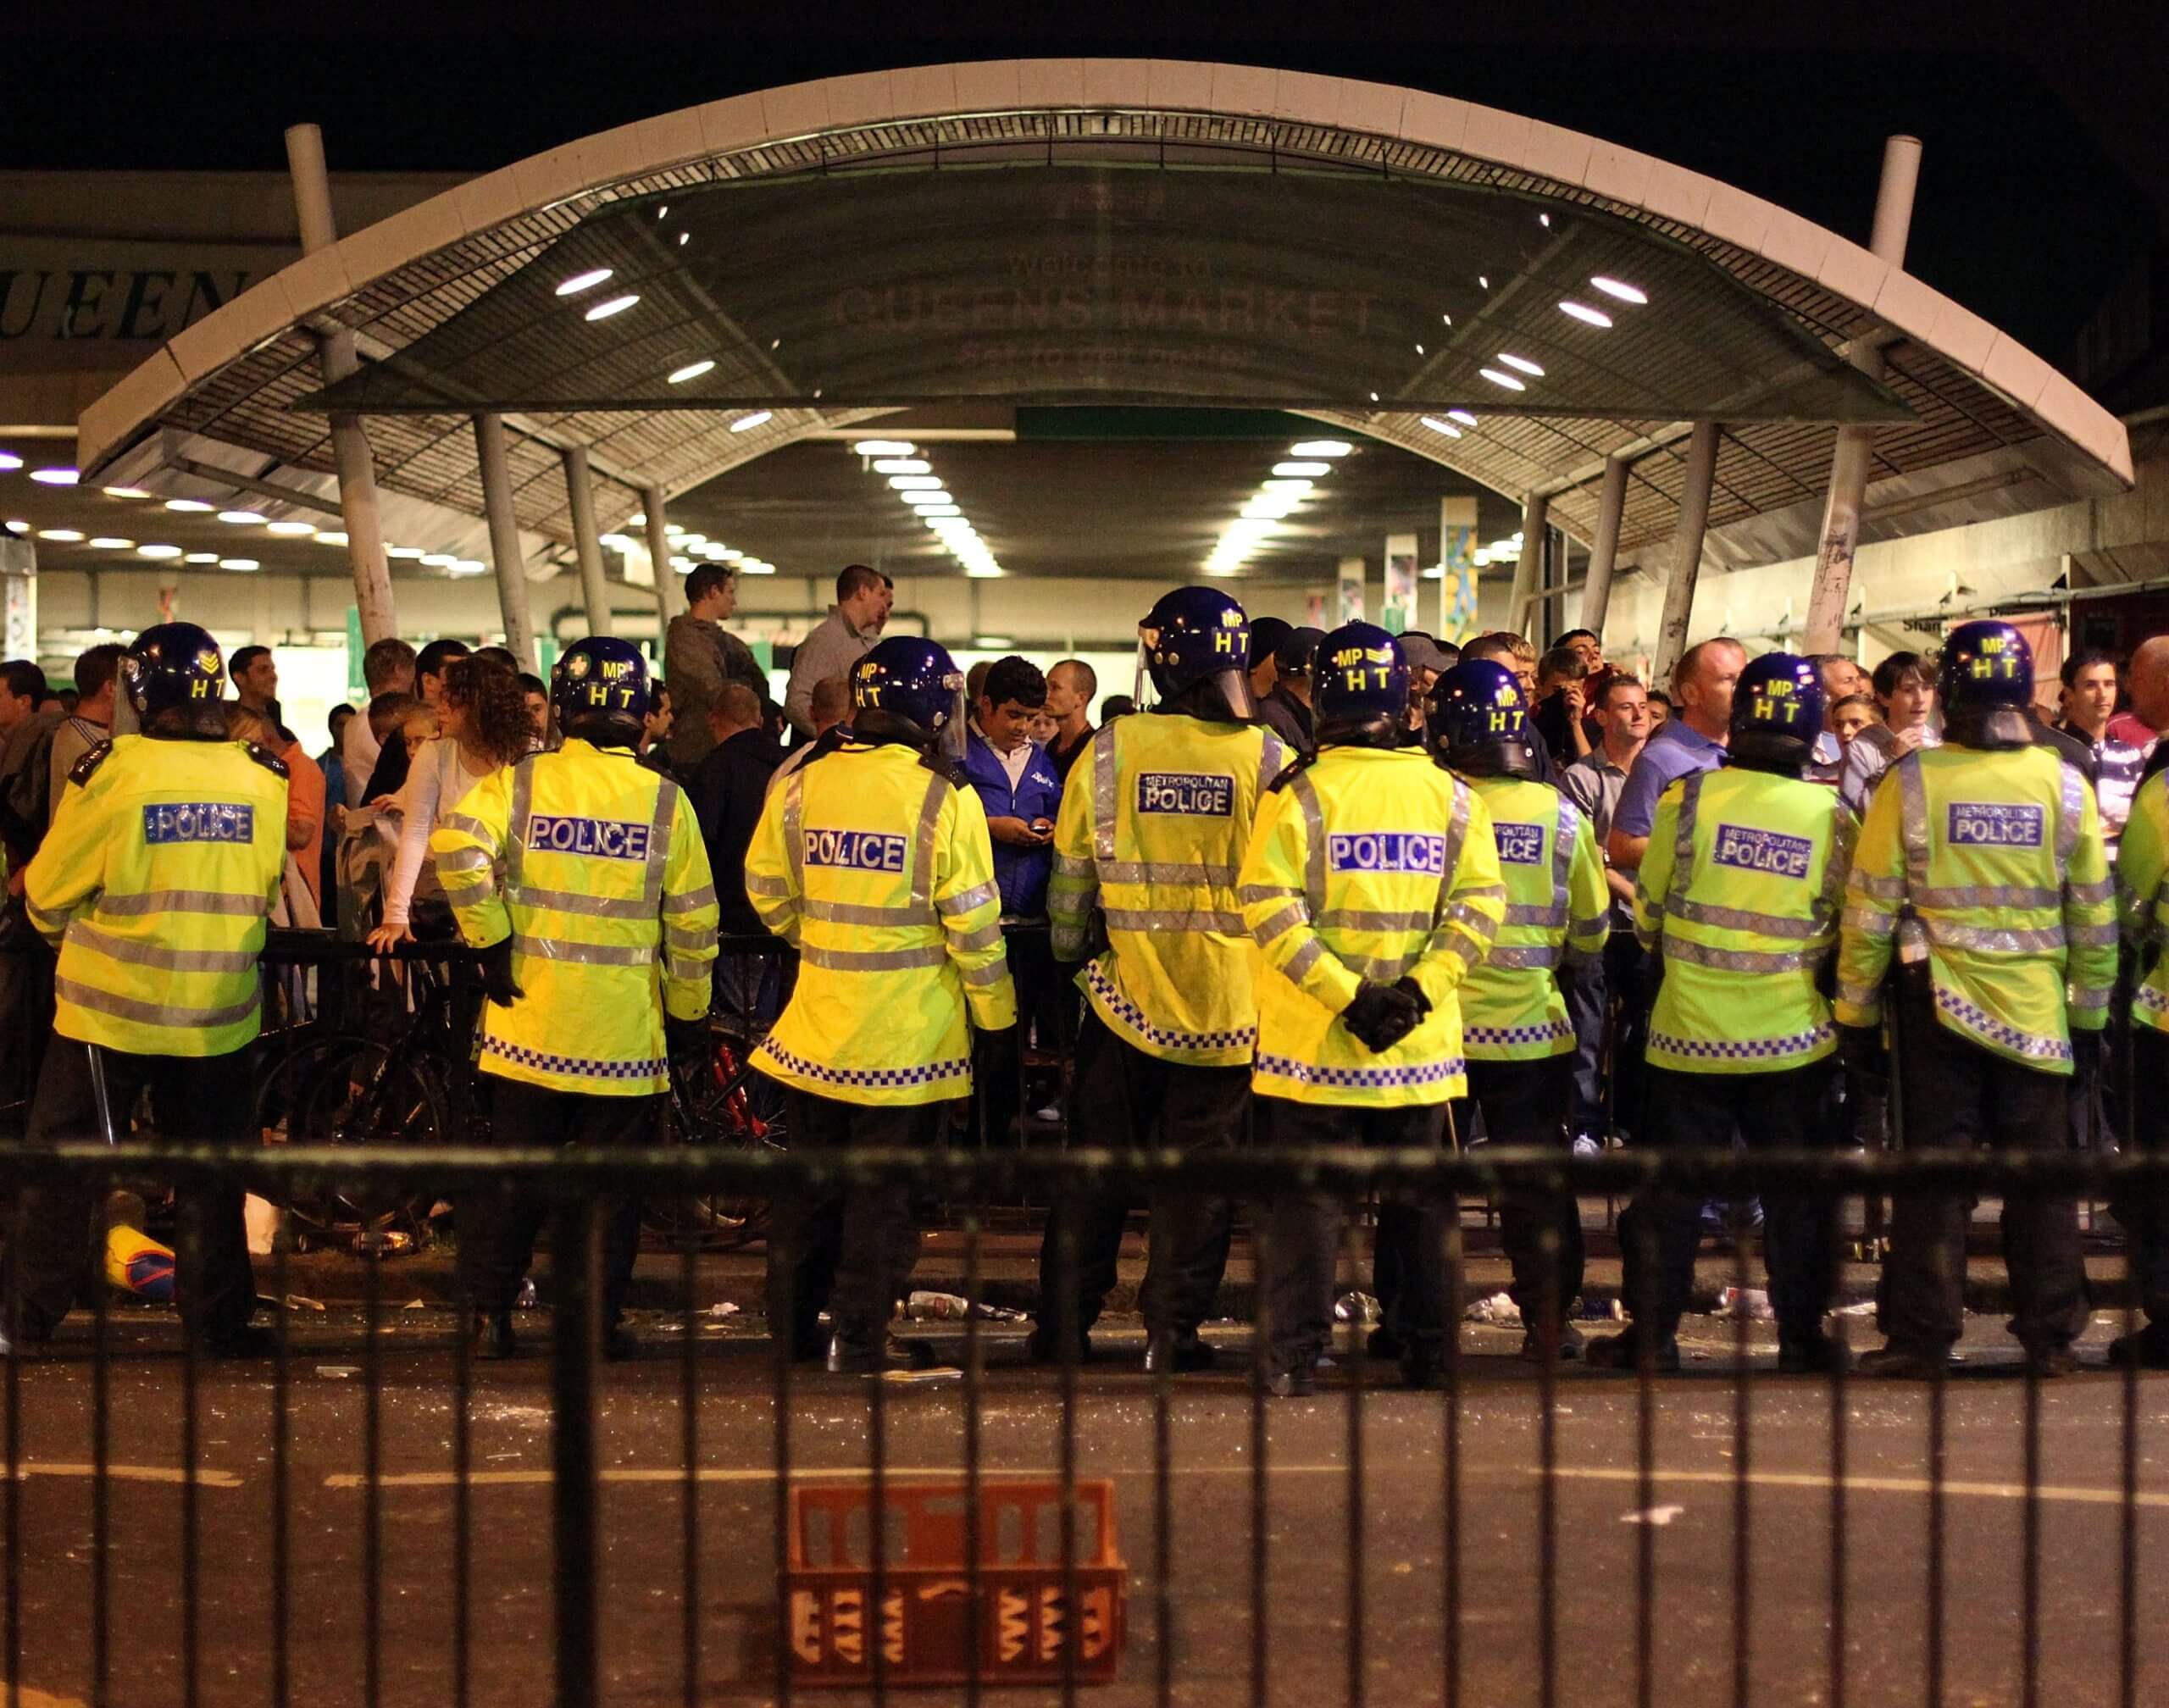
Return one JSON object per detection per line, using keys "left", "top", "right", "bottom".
{"left": 851, "top": 636, "right": 967, "bottom": 757}
{"left": 124, "top": 623, "right": 225, "bottom": 720}
{"left": 1728, "top": 652, "right": 1824, "bottom": 775}
{"left": 1137, "top": 586, "right": 1254, "bottom": 721}
{"left": 1426, "top": 659, "right": 1535, "bottom": 778}
{"left": 1315, "top": 622, "right": 1410, "bottom": 747}
{"left": 1938, "top": 620, "right": 2034, "bottom": 750}
{"left": 552, "top": 635, "right": 650, "bottom": 746}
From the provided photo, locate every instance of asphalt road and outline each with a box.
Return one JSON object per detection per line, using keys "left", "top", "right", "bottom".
{"left": 7, "top": 1308, "right": 2167, "bottom": 1708}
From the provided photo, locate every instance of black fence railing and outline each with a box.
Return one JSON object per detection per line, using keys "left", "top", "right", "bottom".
{"left": 1, "top": 1140, "right": 2163, "bottom": 1708}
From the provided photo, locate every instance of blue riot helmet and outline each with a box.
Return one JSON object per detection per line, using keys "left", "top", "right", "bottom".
{"left": 552, "top": 636, "right": 650, "bottom": 746}
{"left": 851, "top": 636, "right": 968, "bottom": 761}
{"left": 1939, "top": 619, "right": 2033, "bottom": 749}
{"left": 1314, "top": 622, "right": 1411, "bottom": 749}
{"left": 1728, "top": 651, "right": 1825, "bottom": 775}
{"left": 1426, "top": 659, "right": 1536, "bottom": 778}
{"left": 1136, "top": 586, "right": 1255, "bottom": 722}
{"left": 124, "top": 622, "right": 227, "bottom": 736}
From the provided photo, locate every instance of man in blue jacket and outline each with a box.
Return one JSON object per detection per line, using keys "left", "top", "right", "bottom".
{"left": 962, "top": 656, "right": 1066, "bottom": 1138}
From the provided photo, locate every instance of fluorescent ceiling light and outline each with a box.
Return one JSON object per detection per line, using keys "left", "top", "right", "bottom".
{"left": 656, "top": 205, "right": 668, "bottom": 220}
{"left": 890, "top": 475, "right": 942, "bottom": 491}
{"left": 136, "top": 544, "right": 183, "bottom": 560}
{"left": 629, "top": 513, "right": 646, "bottom": 526}
{"left": 964, "top": 567, "right": 1003, "bottom": 579}
{"left": 102, "top": 486, "right": 152, "bottom": 500}
{"left": 37, "top": 529, "right": 83, "bottom": 541}
{"left": 218, "top": 510, "right": 263, "bottom": 524}
{"left": 664, "top": 523, "right": 685, "bottom": 538}
{"left": 219, "top": 557, "right": 260, "bottom": 572}
{"left": 1589, "top": 276, "right": 1648, "bottom": 305}
{"left": 266, "top": 520, "right": 316, "bottom": 536}
{"left": 1559, "top": 300, "right": 1612, "bottom": 328}
{"left": 599, "top": 533, "right": 635, "bottom": 552}
{"left": 853, "top": 440, "right": 914, "bottom": 457}
{"left": 420, "top": 552, "right": 458, "bottom": 567}
{"left": 1419, "top": 416, "right": 1463, "bottom": 438}
{"left": 1288, "top": 440, "right": 1352, "bottom": 458}
{"left": 0, "top": 453, "right": 19, "bottom": 472}
{"left": 317, "top": 530, "right": 348, "bottom": 546}
{"left": 667, "top": 359, "right": 715, "bottom": 384}
{"left": 164, "top": 498, "right": 214, "bottom": 513}
{"left": 730, "top": 411, "right": 773, "bottom": 432}
{"left": 585, "top": 293, "right": 639, "bottom": 322}
{"left": 31, "top": 468, "right": 79, "bottom": 486}
{"left": 449, "top": 560, "right": 485, "bottom": 576}
{"left": 184, "top": 552, "right": 219, "bottom": 563}
{"left": 873, "top": 458, "right": 930, "bottom": 475}
{"left": 3, "top": 520, "right": 25, "bottom": 534}
{"left": 1497, "top": 353, "right": 1545, "bottom": 376}
{"left": 1448, "top": 409, "right": 1478, "bottom": 427}
{"left": 1479, "top": 369, "right": 1526, "bottom": 391}
{"left": 910, "top": 502, "right": 960, "bottom": 516}
{"left": 87, "top": 536, "right": 134, "bottom": 549}
{"left": 1272, "top": 462, "right": 1330, "bottom": 478}
{"left": 386, "top": 546, "right": 425, "bottom": 559}
{"left": 1261, "top": 478, "right": 1313, "bottom": 494}
{"left": 555, "top": 269, "right": 613, "bottom": 296}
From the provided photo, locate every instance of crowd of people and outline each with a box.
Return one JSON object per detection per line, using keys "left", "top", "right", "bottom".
{"left": 4, "top": 564, "right": 2169, "bottom": 1387}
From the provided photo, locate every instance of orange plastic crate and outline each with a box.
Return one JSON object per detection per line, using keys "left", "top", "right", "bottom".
{"left": 783, "top": 1477, "right": 1128, "bottom": 1688}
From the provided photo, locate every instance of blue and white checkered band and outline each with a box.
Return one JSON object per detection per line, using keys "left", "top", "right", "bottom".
{"left": 1947, "top": 801, "right": 2044, "bottom": 848}
{"left": 1495, "top": 822, "right": 1546, "bottom": 866}
{"left": 1933, "top": 984, "right": 2072, "bottom": 1064}
{"left": 802, "top": 827, "right": 909, "bottom": 873}
{"left": 2137, "top": 984, "right": 2169, "bottom": 1020}
{"left": 1464, "top": 1019, "right": 1574, "bottom": 1050}
{"left": 755, "top": 1036, "right": 971, "bottom": 1090}
{"left": 1711, "top": 824, "right": 1812, "bottom": 881}
{"left": 141, "top": 801, "right": 253, "bottom": 845}
{"left": 1256, "top": 1053, "right": 1464, "bottom": 1090}
{"left": 1086, "top": 961, "right": 1256, "bottom": 1052}
{"left": 525, "top": 815, "right": 652, "bottom": 861}
{"left": 1326, "top": 831, "right": 1447, "bottom": 875}
{"left": 1648, "top": 1023, "right": 1833, "bottom": 1062}
{"left": 1135, "top": 772, "right": 1233, "bottom": 817}
{"left": 479, "top": 1034, "right": 665, "bottom": 1081}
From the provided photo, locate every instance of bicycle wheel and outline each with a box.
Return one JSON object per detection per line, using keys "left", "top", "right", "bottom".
{"left": 646, "top": 1027, "right": 788, "bottom": 1250}
{"left": 256, "top": 1031, "right": 448, "bottom": 1252}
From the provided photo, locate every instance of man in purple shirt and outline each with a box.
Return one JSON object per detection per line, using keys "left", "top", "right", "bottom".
{"left": 1606, "top": 637, "right": 1745, "bottom": 876}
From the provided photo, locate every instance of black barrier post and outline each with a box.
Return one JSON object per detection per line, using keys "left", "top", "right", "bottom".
{"left": 552, "top": 1197, "right": 603, "bottom": 1708}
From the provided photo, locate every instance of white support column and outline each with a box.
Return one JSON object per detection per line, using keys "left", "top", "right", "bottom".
{"left": 561, "top": 445, "right": 613, "bottom": 641}
{"left": 1509, "top": 491, "right": 1550, "bottom": 636}
{"left": 1651, "top": 422, "right": 1720, "bottom": 687}
{"left": 1803, "top": 135, "right": 1922, "bottom": 654}
{"left": 1578, "top": 455, "right": 1630, "bottom": 645}
{"left": 473, "top": 413, "right": 537, "bottom": 669}
{"left": 283, "top": 124, "right": 397, "bottom": 645}
{"left": 642, "top": 487, "right": 681, "bottom": 629}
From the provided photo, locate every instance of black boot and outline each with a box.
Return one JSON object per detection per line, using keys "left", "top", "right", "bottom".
{"left": 827, "top": 1334, "right": 940, "bottom": 1376}
{"left": 471, "top": 1308, "right": 518, "bottom": 1361}
{"left": 1143, "top": 1328, "right": 1217, "bottom": 1374}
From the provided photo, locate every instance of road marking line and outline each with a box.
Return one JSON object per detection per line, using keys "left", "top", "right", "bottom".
{"left": 327, "top": 1463, "right": 1351, "bottom": 1491}
{"left": 1550, "top": 1466, "right": 2169, "bottom": 1509}
{"left": 12, "top": 1462, "right": 241, "bottom": 1489}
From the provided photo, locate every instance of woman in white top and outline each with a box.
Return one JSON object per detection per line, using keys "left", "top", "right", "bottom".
{"left": 1838, "top": 650, "right": 1939, "bottom": 818}
{"left": 366, "top": 657, "right": 533, "bottom": 951}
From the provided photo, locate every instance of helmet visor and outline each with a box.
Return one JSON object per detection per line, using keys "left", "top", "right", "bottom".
{"left": 1132, "top": 637, "right": 1256, "bottom": 721}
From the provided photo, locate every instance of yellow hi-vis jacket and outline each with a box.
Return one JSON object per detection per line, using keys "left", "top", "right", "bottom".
{"left": 1459, "top": 774, "right": 1610, "bottom": 1061}
{"left": 1238, "top": 746, "right": 1506, "bottom": 1105}
{"left": 430, "top": 739, "right": 718, "bottom": 1095}
{"left": 744, "top": 741, "right": 1016, "bottom": 1106}
{"left": 26, "top": 735, "right": 288, "bottom": 1057}
{"left": 2116, "top": 770, "right": 2169, "bottom": 1035}
{"left": 1635, "top": 767, "right": 1855, "bottom": 1074}
{"left": 1047, "top": 712, "right": 1290, "bottom": 1067}
{"left": 1837, "top": 744, "right": 2115, "bottom": 1073}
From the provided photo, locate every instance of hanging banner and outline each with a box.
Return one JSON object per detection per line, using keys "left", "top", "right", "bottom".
{"left": 1439, "top": 496, "right": 1480, "bottom": 640}
{"left": 1382, "top": 533, "right": 1417, "bottom": 635}
{"left": 1337, "top": 557, "right": 1366, "bottom": 624}
{"left": 1304, "top": 591, "right": 1329, "bottom": 628}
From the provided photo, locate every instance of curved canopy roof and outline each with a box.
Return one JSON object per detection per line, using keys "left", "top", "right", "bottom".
{"left": 78, "top": 59, "right": 2133, "bottom": 568}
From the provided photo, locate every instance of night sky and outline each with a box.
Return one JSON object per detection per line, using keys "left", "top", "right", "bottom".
{"left": 6, "top": 3, "right": 2162, "bottom": 362}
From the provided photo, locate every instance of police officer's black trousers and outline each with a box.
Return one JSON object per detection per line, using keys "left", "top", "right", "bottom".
{"left": 1033, "top": 1011, "right": 1250, "bottom": 1340}
{"left": 1467, "top": 1056, "right": 1584, "bottom": 1333}
{"left": 1879, "top": 1001, "right": 2087, "bottom": 1356}
{"left": 1619, "top": 1062, "right": 1835, "bottom": 1346}
{"left": 2113, "top": 1028, "right": 2169, "bottom": 1329}
{"left": 768, "top": 1091, "right": 946, "bottom": 1349}
{"left": 462, "top": 1079, "right": 653, "bottom": 1333}
{"left": 8, "top": 1040, "right": 257, "bottom": 1347}
{"left": 1259, "top": 1096, "right": 1449, "bottom": 1373}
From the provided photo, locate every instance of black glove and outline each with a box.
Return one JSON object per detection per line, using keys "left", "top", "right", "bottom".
{"left": 1342, "top": 981, "right": 1425, "bottom": 1054}
{"left": 665, "top": 1013, "right": 709, "bottom": 1061}
{"left": 2071, "top": 1028, "right": 2103, "bottom": 1079}
{"left": 1392, "top": 977, "right": 1433, "bottom": 1021}
{"left": 1835, "top": 1023, "right": 1885, "bottom": 1079}
{"left": 477, "top": 937, "right": 524, "bottom": 1008}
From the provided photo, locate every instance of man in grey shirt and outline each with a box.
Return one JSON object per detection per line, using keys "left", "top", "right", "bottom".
{"left": 665, "top": 562, "right": 768, "bottom": 770}
{"left": 1562, "top": 672, "right": 1651, "bottom": 1145}
{"left": 784, "top": 563, "right": 890, "bottom": 740}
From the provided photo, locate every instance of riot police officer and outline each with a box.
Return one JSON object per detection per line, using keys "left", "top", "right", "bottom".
{"left": 1838, "top": 622, "right": 2115, "bottom": 1377}
{"left": 10, "top": 624, "right": 289, "bottom": 1356}
{"left": 1589, "top": 652, "right": 1856, "bottom": 1373}
{"left": 1429, "top": 659, "right": 1609, "bottom": 1361}
{"left": 743, "top": 637, "right": 1015, "bottom": 1374}
{"left": 1036, "top": 587, "right": 1290, "bottom": 1372}
{"left": 431, "top": 637, "right": 719, "bottom": 1359}
{"left": 1241, "top": 626, "right": 1505, "bottom": 1393}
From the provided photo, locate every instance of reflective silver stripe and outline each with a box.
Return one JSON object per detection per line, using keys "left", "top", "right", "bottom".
{"left": 1051, "top": 926, "right": 1090, "bottom": 958}
{"left": 435, "top": 846, "right": 494, "bottom": 873}
{"left": 1091, "top": 724, "right": 1119, "bottom": 864}
{"left": 666, "top": 923, "right": 714, "bottom": 954}
{"left": 1348, "top": 954, "right": 1419, "bottom": 982}
{"left": 745, "top": 873, "right": 791, "bottom": 898}
{"left": 1251, "top": 901, "right": 1308, "bottom": 947}
{"left": 507, "top": 757, "right": 535, "bottom": 889}
{"left": 1551, "top": 796, "right": 1578, "bottom": 921}
{"left": 1850, "top": 872, "right": 1907, "bottom": 901}
{"left": 2068, "top": 922, "right": 2120, "bottom": 948}
{"left": 754, "top": 903, "right": 800, "bottom": 946}
{"left": 667, "top": 956, "right": 709, "bottom": 984}
{"left": 802, "top": 942, "right": 950, "bottom": 972}
{"left": 1837, "top": 980, "right": 1881, "bottom": 1007}
{"left": 2067, "top": 875, "right": 2116, "bottom": 907}
{"left": 1502, "top": 903, "right": 1567, "bottom": 928}
{"left": 1317, "top": 908, "right": 1436, "bottom": 934}
{"left": 1283, "top": 937, "right": 1327, "bottom": 982}
{"left": 1258, "top": 731, "right": 1290, "bottom": 798}
{"left": 1055, "top": 854, "right": 1096, "bottom": 879}
{"left": 663, "top": 884, "right": 717, "bottom": 914}
{"left": 909, "top": 774, "right": 948, "bottom": 912}
{"left": 1663, "top": 937, "right": 1811, "bottom": 974}
{"left": 951, "top": 921, "right": 1005, "bottom": 952}
{"left": 1897, "top": 756, "right": 1930, "bottom": 891}
{"left": 1098, "top": 860, "right": 1240, "bottom": 886}
{"left": 806, "top": 899, "right": 929, "bottom": 926}
{"left": 1103, "top": 907, "right": 1248, "bottom": 935}
{"left": 1842, "top": 904, "right": 1895, "bottom": 938}
{"left": 2071, "top": 986, "right": 2113, "bottom": 1010}
{"left": 1437, "top": 780, "right": 1473, "bottom": 924}
{"left": 1667, "top": 896, "right": 1820, "bottom": 939}
{"left": 508, "top": 886, "right": 653, "bottom": 920}
{"left": 783, "top": 770, "right": 805, "bottom": 900}
{"left": 1443, "top": 901, "right": 1501, "bottom": 946}
{"left": 646, "top": 779, "right": 679, "bottom": 902}
{"left": 63, "top": 920, "right": 257, "bottom": 973}
{"left": 1290, "top": 771, "right": 1328, "bottom": 921}
{"left": 98, "top": 890, "right": 263, "bottom": 918}
{"left": 1817, "top": 812, "right": 1850, "bottom": 925}
{"left": 2057, "top": 761, "right": 2086, "bottom": 865}
{"left": 962, "top": 958, "right": 1011, "bottom": 987}
{"left": 1914, "top": 883, "right": 2060, "bottom": 911}
{"left": 512, "top": 933, "right": 656, "bottom": 967}
{"left": 937, "top": 881, "right": 998, "bottom": 917}
{"left": 1238, "top": 883, "right": 1303, "bottom": 905}
{"left": 55, "top": 978, "right": 257, "bottom": 1031}
{"left": 439, "top": 811, "right": 492, "bottom": 844}
{"left": 1674, "top": 769, "right": 1705, "bottom": 881}
{"left": 26, "top": 901, "right": 70, "bottom": 937}
{"left": 1486, "top": 944, "right": 1562, "bottom": 970}
{"left": 1925, "top": 918, "right": 2065, "bottom": 955}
